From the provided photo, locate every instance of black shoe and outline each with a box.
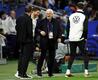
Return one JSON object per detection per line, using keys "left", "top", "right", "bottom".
{"left": 65, "top": 74, "right": 73, "bottom": 77}
{"left": 48, "top": 74, "right": 54, "bottom": 77}
{"left": 19, "top": 74, "right": 32, "bottom": 79}
{"left": 37, "top": 74, "right": 42, "bottom": 78}
{"left": 37, "top": 71, "right": 42, "bottom": 76}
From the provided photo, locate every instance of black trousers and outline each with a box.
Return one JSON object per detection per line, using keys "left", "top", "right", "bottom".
{"left": 5, "top": 34, "right": 17, "bottom": 59}
{"left": 67, "top": 40, "right": 89, "bottom": 69}
{"left": 18, "top": 43, "right": 34, "bottom": 76}
{"left": 37, "top": 39, "right": 56, "bottom": 76}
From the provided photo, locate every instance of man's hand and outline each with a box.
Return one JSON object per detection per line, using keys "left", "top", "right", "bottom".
{"left": 40, "top": 31, "right": 46, "bottom": 36}
{"left": 35, "top": 47, "right": 40, "bottom": 51}
{"left": 57, "top": 38, "right": 61, "bottom": 43}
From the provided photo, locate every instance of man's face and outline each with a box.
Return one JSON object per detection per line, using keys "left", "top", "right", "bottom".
{"left": 10, "top": 11, "right": 16, "bottom": 19}
{"left": 46, "top": 11, "right": 53, "bottom": 20}
{"left": 33, "top": 10, "right": 40, "bottom": 17}
{"left": 1, "top": 14, "right": 7, "bottom": 20}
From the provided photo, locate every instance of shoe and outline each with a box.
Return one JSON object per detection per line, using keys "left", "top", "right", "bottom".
{"left": 19, "top": 74, "right": 32, "bottom": 79}
{"left": 36, "top": 74, "right": 42, "bottom": 78}
{"left": 48, "top": 74, "right": 53, "bottom": 77}
{"left": 37, "top": 71, "right": 42, "bottom": 78}
{"left": 49, "top": 75, "right": 55, "bottom": 77}
{"left": 26, "top": 74, "right": 33, "bottom": 78}
{"left": 15, "top": 71, "right": 18, "bottom": 75}
{"left": 14, "top": 72, "right": 20, "bottom": 78}
{"left": 65, "top": 74, "right": 73, "bottom": 77}
{"left": 42, "top": 68, "right": 48, "bottom": 74}
{"left": 84, "top": 74, "right": 90, "bottom": 77}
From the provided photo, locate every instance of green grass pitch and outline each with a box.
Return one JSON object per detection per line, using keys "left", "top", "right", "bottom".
{"left": 0, "top": 60, "right": 98, "bottom": 80}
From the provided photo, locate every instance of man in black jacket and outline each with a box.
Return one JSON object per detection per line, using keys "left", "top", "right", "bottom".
{"left": 15, "top": 4, "right": 33, "bottom": 79}
{"left": 35, "top": 9, "right": 62, "bottom": 77}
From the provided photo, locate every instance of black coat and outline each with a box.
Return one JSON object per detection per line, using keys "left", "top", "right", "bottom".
{"left": 35, "top": 18, "right": 62, "bottom": 49}
{"left": 15, "top": 13, "right": 33, "bottom": 44}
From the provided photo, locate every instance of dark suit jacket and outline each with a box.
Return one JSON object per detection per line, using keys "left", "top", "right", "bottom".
{"left": 35, "top": 18, "right": 62, "bottom": 49}
{"left": 15, "top": 13, "right": 33, "bottom": 44}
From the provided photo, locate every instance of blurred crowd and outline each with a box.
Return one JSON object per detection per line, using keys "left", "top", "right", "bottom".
{"left": 0, "top": 0, "right": 98, "bottom": 20}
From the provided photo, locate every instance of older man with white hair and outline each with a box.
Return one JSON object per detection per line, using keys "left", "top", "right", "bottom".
{"left": 35, "top": 8, "right": 62, "bottom": 78}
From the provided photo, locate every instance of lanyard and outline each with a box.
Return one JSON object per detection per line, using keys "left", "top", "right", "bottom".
{"left": 47, "top": 21, "right": 53, "bottom": 32}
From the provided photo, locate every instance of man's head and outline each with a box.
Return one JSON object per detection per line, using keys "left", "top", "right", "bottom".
{"left": 10, "top": 10, "right": 16, "bottom": 19}
{"left": 0, "top": 11, "right": 7, "bottom": 20}
{"left": 69, "top": 4, "right": 77, "bottom": 12}
{"left": 45, "top": 9, "right": 54, "bottom": 20}
{"left": 76, "top": 2, "right": 84, "bottom": 10}
{"left": 25, "top": 4, "right": 33, "bottom": 16}
{"left": 32, "top": 7, "right": 41, "bottom": 18}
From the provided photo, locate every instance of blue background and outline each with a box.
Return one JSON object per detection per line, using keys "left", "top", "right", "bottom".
{"left": 87, "top": 21, "right": 98, "bottom": 56}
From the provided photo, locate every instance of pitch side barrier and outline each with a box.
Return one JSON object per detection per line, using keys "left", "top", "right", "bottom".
{"left": 87, "top": 20, "right": 98, "bottom": 59}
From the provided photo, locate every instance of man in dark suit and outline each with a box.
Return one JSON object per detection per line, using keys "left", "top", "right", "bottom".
{"left": 35, "top": 9, "right": 62, "bottom": 77}
{"left": 15, "top": 4, "right": 33, "bottom": 79}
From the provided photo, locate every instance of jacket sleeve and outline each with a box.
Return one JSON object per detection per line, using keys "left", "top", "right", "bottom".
{"left": 83, "top": 16, "right": 88, "bottom": 39}
{"left": 26, "top": 18, "right": 33, "bottom": 42}
{"left": 34, "top": 20, "right": 42, "bottom": 47}
{"left": 66, "top": 19, "right": 70, "bottom": 39}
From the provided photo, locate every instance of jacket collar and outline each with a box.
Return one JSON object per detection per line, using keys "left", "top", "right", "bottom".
{"left": 77, "top": 9, "right": 84, "bottom": 13}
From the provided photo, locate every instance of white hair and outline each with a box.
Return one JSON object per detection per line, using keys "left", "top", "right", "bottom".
{"left": 46, "top": 9, "right": 54, "bottom": 14}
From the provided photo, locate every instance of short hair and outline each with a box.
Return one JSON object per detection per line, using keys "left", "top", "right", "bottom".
{"left": 32, "top": 7, "right": 40, "bottom": 11}
{"left": 0, "top": 10, "right": 6, "bottom": 18}
{"left": 46, "top": 9, "right": 54, "bottom": 14}
{"left": 10, "top": 10, "right": 16, "bottom": 14}
{"left": 25, "top": 4, "right": 33, "bottom": 12}
{"left": 0, "top": 28, "right": 3, "bottom": 34}
{"left": 77, "top": 2, "right": 84, "bottom": 9}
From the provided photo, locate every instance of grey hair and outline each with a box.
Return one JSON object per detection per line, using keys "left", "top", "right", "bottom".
{"left": 46, "top": 9, "right": 54, "bottom": 14}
